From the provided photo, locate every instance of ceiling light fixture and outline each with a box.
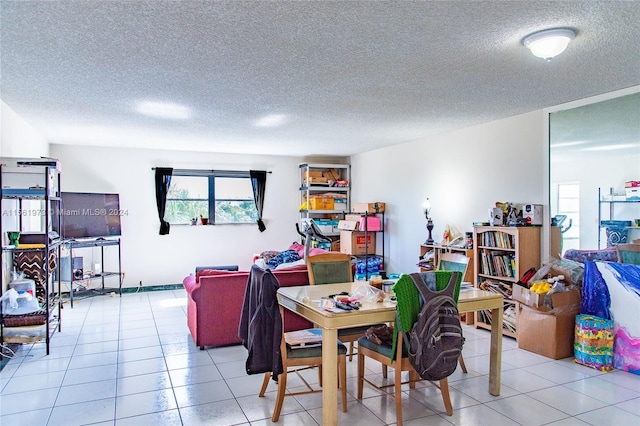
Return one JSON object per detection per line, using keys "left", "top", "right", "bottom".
{"left": 523, "top": 28, "right": 575, "bottom": 61}
{"left": 254, "top": 114, "right": 287, "bottom": 128}
{"left": 135, "top": 101, "right": 191, "bottom": 120}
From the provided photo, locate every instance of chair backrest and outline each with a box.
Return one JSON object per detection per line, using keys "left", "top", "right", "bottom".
{"left": 306, "top": 253, "right": 353, "bottom": 285}
{"left": 616, "top": 243, "right": 640, "bottom": 265}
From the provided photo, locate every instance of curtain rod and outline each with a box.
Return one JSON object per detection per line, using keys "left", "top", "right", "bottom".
{"left": 152, "top": 167, "right": 271, "bottom": 173}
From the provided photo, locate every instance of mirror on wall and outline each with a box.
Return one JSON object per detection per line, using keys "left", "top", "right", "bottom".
{"left": 549, "top": 91, "right": 640, "bottom": 256}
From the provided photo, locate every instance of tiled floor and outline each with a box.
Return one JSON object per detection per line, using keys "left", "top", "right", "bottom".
{"left": 1, "top": 289, "right": 640, "bottom": 426}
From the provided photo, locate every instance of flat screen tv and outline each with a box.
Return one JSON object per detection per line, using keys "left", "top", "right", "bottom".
{"left": 59, "top": 192, "right": 122, "bottom": 239}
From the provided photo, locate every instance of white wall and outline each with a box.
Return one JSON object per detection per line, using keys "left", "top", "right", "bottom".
{"left": 350, "top": 110, "right": 547, "bottom": 275}
{"left": 50, "top": 145, "right": 310, "bottom": 287}
{"left": 0, "top": 100, "right": 49, "bottom": 157}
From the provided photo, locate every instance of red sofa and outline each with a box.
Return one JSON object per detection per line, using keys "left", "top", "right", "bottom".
{"left": 183, "top": 267, "right": 312, "bottom": 349}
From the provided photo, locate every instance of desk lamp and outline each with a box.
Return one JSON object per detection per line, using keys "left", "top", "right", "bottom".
{"left": 423, "top": 198, "right": 434, "bottom": 245}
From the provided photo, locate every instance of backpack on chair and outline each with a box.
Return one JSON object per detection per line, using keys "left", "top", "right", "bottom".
{"left": 401, "top": 272, "right": 464, "bottom": 381}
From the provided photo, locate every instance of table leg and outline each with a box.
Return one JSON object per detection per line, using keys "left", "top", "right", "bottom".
{"left": 322, "top": 327, "right": 338, "bottom": 426}
{"left": 489, "top": 305, "right": 503, "bottom": 396}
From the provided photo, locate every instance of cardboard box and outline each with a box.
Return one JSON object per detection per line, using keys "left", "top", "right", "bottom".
{"left": 344, "top": 214, "right": 364, "bottom": 222}
{"left": 546, "top": 265, "right": 576, "bottom": 286}
{"left": 626, "top": 187, "right": 640, "bottom": 200}
{"left": 523, "top": 204, "right": 543, "bottom": 225}
{"left": 516, "top": 290, "right": 581, "bottom": 359}
{"left": 331, "top": 240, "right": 341, "bottom": 252}
{"left": 334, "top": 198, "right": 347, "bottom": 211}
{"left": 352, "top": 202, "right": 385, "bottom": 213}
{"left": 304, "top": 170, "right": 325, "bottom": 178}
{"left": 304, "top": 176, "right": 329, "bottom": 185}
{"left": 358, "top": 215, "right": 382, "bottom": 231}
{"left": 337, "top": 220, "right": 359, "bottom": 231}
{"left": 512, "top": 285, "right": 547, "bottom": 309}
{"left": 340, "top": 231, "right": 376, "bottom": 255}
{"left": 308, "top": 198, "right": 334, "bottom": 210}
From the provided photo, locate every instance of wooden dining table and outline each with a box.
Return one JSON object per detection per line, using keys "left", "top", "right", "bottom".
{"left": 277, "top": 282, "right": 504, "bottom": 426}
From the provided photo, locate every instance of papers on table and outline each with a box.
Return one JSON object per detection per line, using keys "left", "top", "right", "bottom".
{"left": 285, "top": 328, "right": 323, "bottom": 346}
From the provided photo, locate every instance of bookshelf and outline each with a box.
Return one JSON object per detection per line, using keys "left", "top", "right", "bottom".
{"left": 418, "top": 244, "right": 474, "bottom": 283}
{"left": 419, "top": 243, "right": 475, "bottom": 325}
{"left": 473, "top": 226, "right": 540, "bottom": 339}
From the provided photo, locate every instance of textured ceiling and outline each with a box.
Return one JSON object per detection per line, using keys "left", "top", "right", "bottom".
{"left": 1, "top": 1, "right": 639, "bottom": 157}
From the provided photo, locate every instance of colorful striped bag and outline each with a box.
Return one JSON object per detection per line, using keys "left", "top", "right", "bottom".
{"left": 574, "top": 314, "right": 614, "bottom": 372}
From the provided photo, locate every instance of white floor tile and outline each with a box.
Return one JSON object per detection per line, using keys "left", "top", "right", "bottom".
{"left": 1, "top": 289, "right": 637, "bottom": 426}
{"left": 485, "top": 394, "right": 569, "bottom": 426}
{"left": 178, "top": 400, "right": 249, "bottom": 425}
{"left": 114, "top": 408, "right": 182, "bottom": 425}
{"left": 48, "top": 397, "right": 116, "bottom": 426}
{"left": 527, "top": 384, "right": 608, "bottom": 416}
{"left": 55, "top": 378, "right": 117, "bottom": 406}
{"left": 575, "top": 405, "right": 640, "bottom": 426}
{"left": 615, "top": 396, "right": 640, "bottom": 416}
{"left": 498, "top": 368, "right": 557, "bottom": 393}
{"left": 2, "top": 369, "right": 66, "bottom": 394}
{"left": 521, "top": 361, "right": 594, "bottom": 385}
{"left": 173, "top": 380, "right": 235, "bottom": 408}
{"left": 563, "top": 376, "right": 640, "bottom": 404}
{"left": 0, "top": 407, "right": 52, "bottom": 426}
{"left": 116, "top": 371, "right": 172, "bottom": 396}
{"left": 114, "top": 388, "right": 177, "bottom": 419}
{"left": 447, "top": 403, "right": 519, "bottom": 426}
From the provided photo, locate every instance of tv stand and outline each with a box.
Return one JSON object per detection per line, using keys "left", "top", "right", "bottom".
{"left": 62, "top": 238, "right": 122, "bottom": 308}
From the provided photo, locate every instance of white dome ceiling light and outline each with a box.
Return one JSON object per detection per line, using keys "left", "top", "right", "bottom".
{"left": 523, "top": 28, "right": 576, "bottom": 61}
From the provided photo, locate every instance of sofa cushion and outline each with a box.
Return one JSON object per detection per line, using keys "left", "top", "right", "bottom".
{"left": 196, "top": 269, "right": 244, "bottom": 282}
{"left": 195, "top": 265, "right": 239, "bottom": 273}
{"left": 563, "top": 247, "right": 618, "bottom": 264}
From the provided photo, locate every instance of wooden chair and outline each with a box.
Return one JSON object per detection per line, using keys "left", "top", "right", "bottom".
{"left": 616, "top": 243, "right": 640, "bottom": 265}
{"left": 241, "top": 265, "right": 347, "bottom": 422}
{"left": 306, "top": 253, "right": 380, "bottom": 361}
{"left": 356, "top": 271, "right": 460, "bottom": 425}
{"left": 259, "top": 305, "right": 348, "bottom": 422}
{"left": 306, "top": 252, "right": 353, "bottom": 285}
{"left": 436, "top": 252, "right": 470, "bottom": 373}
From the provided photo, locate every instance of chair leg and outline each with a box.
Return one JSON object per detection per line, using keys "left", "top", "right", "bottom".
{"left": 318, "top": 364, "right": 323, "bottom": 386}
{"left": 259, "top": 372, "right": 271, "bottom": 397}
{"left": 382, "top": 364, "right": 388, "bottom": 378}
{"left": 439, "top": 377, "right": 453, "bottom": 416}
{"left": 357, "top": 351, "right": 364, "bottom": 399}
{"left": 408, "top": 369, "right": 418, "bottom": 389}
{"left": 272, "top": 372, "right": 287, "bottom": 422}
{"left": 349, "top": 342, "right": 355, "bottom": 362}
{"left": 458, "top": 353, "right": 468, "bottom": 374}
{"left": 339, "top": 355, "right": 347, "bottom": 412}
{"left": 395, "top": 364, "right": 403, "bottom": 426}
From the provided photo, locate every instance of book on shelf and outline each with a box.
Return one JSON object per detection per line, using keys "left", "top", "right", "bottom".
{"left": 479, "top": 280, "right": 513, "bottom": 298}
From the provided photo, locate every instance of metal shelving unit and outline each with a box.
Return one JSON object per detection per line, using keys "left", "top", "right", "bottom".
{"left": 60, "top": 238, "right": 122, "bottom": 308}
{"left": 1, "top": 160, "right": 63, "bottom": 356}
{"left": 597, "top": 187, "right": 640, "bottom": 248}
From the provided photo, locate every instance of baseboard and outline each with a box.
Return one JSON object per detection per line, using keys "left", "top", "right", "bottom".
{"left": 121, "top": 283, "right": 184, "bottom": 293}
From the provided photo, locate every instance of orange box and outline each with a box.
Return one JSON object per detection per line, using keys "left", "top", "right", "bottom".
{"left": 352, "top": 202, "right": 385, "bottom": 213}
{"left": 308, "top": 198, "right": 334, "bottom": 210}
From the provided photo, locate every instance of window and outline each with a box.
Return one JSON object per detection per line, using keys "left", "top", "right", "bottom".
{"left": 556, "top": 183, "right": 580, "bottom": 250}
{"left": 165, "top": 171, "right": 258, "bottom": 225}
